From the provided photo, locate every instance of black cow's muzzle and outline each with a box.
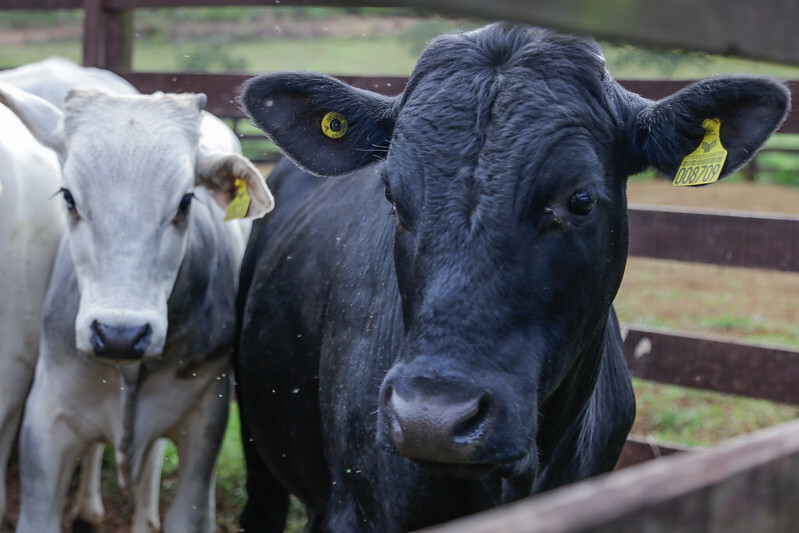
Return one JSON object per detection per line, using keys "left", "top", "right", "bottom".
{"left": 378, "top": 366, "right": 532, "bottom": 477}
{"left": 383, "top": 383, "right": 491, "bottom": 463}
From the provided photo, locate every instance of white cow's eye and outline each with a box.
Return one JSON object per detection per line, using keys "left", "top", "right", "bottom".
{"left": 176, "top": 193, "right": 194, "bottom": 218}
{"left": 60, "top": 188, "right": 77, "bottom": 213}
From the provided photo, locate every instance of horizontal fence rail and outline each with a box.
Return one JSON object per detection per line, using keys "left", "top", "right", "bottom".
{"left": 112, "top": 73, "right": 799, "bottom": 135}
{"left": 420, "top": 418, "right": 799, "bottom": 533}
{"left": 628, "top": 205, "right": 799, "bottom": 273}
{"left": 623, "top": 325, "right": 799, "bottom": 405}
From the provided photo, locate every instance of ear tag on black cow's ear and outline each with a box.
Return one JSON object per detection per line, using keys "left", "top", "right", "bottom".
{"left": 321, "top": 111, "right": 348, "bottom": 140}
{"left": 224, "top": 178, "right": 251, "bottom": 221}
{"left": 673, "top": 118, "right": 728, "bottom": 187}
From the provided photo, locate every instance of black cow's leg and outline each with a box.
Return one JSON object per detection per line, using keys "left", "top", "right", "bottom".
{"left": 239, "top": 409, "right": 290, "bottom": 532}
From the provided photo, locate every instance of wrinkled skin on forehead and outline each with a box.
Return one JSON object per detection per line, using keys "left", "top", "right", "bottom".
{"left": 237, "top": 23, "right": 790, "bottom": 533}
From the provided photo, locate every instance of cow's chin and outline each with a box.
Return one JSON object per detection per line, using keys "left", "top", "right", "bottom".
{"left": 414, "top": 460, "right": 498, "bottom": 480}
{"left": 413, "top": 454, "right": 534, "bottom": 481}
{"left": 91, "top": 353, "right": 162, "bottom": 365}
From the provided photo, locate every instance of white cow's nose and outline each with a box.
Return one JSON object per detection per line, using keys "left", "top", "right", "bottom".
{"left": 90, "top": 320, "right": 152, "bottom": 363}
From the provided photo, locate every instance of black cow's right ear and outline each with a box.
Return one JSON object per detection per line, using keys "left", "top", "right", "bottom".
{"left": 240, "top": 72, "right": 397, "bottom": 176}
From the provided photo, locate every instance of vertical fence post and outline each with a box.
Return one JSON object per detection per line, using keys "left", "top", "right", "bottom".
{"left": 82, "top": 0, "right": 132, "bottom": 68}
{"left": 82, "top": 0, "right": 101, "bottom": 66}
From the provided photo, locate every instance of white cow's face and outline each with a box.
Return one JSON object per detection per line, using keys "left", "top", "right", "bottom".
{"left": 0, "top": 86, "right": 274, "bottom": 363}
{"left": 61, "top": 92, "right": 201, "bottom": 359}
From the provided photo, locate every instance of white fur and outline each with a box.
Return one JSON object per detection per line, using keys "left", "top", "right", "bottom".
{"left": 0, "top": 103, "right": 64, "bottom": 527}
{"left": 0, "top": 72, "right": 271, "bottom": 533}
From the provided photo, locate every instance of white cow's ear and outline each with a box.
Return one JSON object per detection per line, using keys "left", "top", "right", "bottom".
{"left": 0, "top": 82, "right": 66, "bottom": 158}
{"left": 197, "top": 153, "right": 274, "bottom": 220}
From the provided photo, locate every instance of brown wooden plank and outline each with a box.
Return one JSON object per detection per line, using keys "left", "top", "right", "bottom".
{"left": 419, "top": 419, "right": 799, "bottom": 533}
{"left": 113, "top": 71, "right": 406, "bottom": 116}
{"left": 628, "top": 205, "right": 799, "bottom": 272}
{"left": 615, "top": 435, "right": 691, "bottom": 470}
{"left": 623, "top": 325, "right": 799, "bottom": 405}
{"left": 102, "top": 9, "right": 133, "bottom": 69}
{"left": 82, "top": 0, "right": 102, "bottom": 67}
{"left": 99, "top": 74, "right": 799, "bottom": 134}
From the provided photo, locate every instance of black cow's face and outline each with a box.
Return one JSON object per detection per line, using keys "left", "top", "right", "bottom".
{"left": 374, "top": 38, "right": 628, "bottom": 476}
{"left": 241, "top": 22, "right": 788, "bottom": 480}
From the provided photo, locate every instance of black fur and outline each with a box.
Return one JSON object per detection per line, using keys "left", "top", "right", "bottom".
{"left": 236, "top": 23, "right": 789, "bottom": 532}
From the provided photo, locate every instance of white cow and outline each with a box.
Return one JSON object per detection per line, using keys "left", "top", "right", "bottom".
{"left": 0, "top": 84, "right": 273, "bottom": 533}
{"left": 0, "top": 56, "right": 139, "bottom": 531}
{"left": 0, "top": 103, "right": 64, "bottom": 529}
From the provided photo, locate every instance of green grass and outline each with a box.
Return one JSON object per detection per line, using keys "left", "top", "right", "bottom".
{"left": 0, "top": 41, "right": 82, "bottom": 68}
{"left": 631, "top": 380, "right": 798, "bottom": 447}
{"left": 132, "top": 37, "right": 421, "bottom": 75}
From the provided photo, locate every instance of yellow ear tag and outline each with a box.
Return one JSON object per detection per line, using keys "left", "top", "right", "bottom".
{"left": 321, "top": 111, "right": 348, "bottom": 139}
{"left": 673, "top": 118, "right": 728, "bottom": 187}
{"left": 224, "top": 178, "right": 251, "bottom": 221}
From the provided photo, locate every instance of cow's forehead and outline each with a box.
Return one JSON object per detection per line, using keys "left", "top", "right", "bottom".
{"left": 60, "top": 91, "right": 201, "bottom": 191}
{"left": 397, "top": 25, "right": 612, "bottom": 150}
{"left": 390, "top": 29, "right": 615, "bottom": 194}
{"left": 62, "top": 90, "right": 202, "bottom": 149}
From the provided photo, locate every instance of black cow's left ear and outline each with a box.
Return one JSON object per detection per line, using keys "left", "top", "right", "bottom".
{"left": 240, "top": 72, "right": 397, "bottom": 177}
{"left": 630, "top": 76, "right": 790, "bottom": 181}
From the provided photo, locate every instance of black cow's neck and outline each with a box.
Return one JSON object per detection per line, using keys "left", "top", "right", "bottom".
{"left": 535, "top": 317, "right": 608, "bottom": 484}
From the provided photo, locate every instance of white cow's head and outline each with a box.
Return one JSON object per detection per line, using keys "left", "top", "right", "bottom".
{"left": 0, "top": 85, "right": 273, "bottom": 362}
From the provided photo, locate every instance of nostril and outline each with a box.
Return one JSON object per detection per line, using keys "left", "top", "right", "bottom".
{"left": 90, "top": 320, "right": 105, "bottom": 349}
{"left": 453, "top": 394, "right": 491, "bottom": 444}
{"left": 132, "top": 324, "right": 152, "bottom": 355}
{"left": 90, "top": 321, "right": 152, "bottom": 360}
{"left": 382, "top": 384, "right": 404, "bottom": 446}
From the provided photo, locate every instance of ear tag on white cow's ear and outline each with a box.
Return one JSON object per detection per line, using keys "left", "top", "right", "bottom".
{"left": 673, "top": 118, "right": 728, "bottom": 187}
{"left": 321, "top": 111, "right": 348, "bottom": 139}
{"left": 224, "top": 178, "right": 251, "bottom": 221}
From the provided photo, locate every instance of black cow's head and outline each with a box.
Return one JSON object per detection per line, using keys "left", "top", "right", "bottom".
{"left": 241, "top": 24, "right": 788, "bottom": 479}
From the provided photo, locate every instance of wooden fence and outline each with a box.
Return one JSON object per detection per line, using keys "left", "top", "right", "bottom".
{"left": 2, "top": 1, "right": 799, "bottom": 531}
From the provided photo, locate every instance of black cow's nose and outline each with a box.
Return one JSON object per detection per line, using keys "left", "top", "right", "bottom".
{"left": 90, "top": 320, "right": 151, "bottom": 362}
{"left": 383, "top": 382, "right": 492, "bottom": 464}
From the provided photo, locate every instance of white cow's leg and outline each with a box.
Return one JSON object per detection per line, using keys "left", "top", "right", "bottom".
{"left": 0, "top": 352, "right": 35, "bottom": 524}
{"left": 16, "top": 375, "right": 87, "bottom": 533}
{"left": 164, "top": 377, "right": 230, "bottom": 533}
{"left": 70, "top": 443, "right": 106, "bottom": 531}
{"left": 131, "top": 438, "right": 166, "bottom": 533}
{"left": 0, "top": 404, "right": 20, "bottom": 526}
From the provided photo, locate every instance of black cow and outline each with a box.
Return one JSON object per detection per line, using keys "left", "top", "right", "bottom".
{"left": 236, "top": 23, "right": 789, "bottom": 532}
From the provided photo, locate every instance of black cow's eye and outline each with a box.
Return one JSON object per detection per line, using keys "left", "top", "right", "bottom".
{"left": 60, "top": 188, "right": 77, "bottom": 213}
{"left": 384, "top": 183, "right": 396, "bottom": 206}
{"left": 568, "top": 190, "right": 597, "bottom": 215}
{"left": 177, "top": 193, "right": 194, "bottom": 218}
